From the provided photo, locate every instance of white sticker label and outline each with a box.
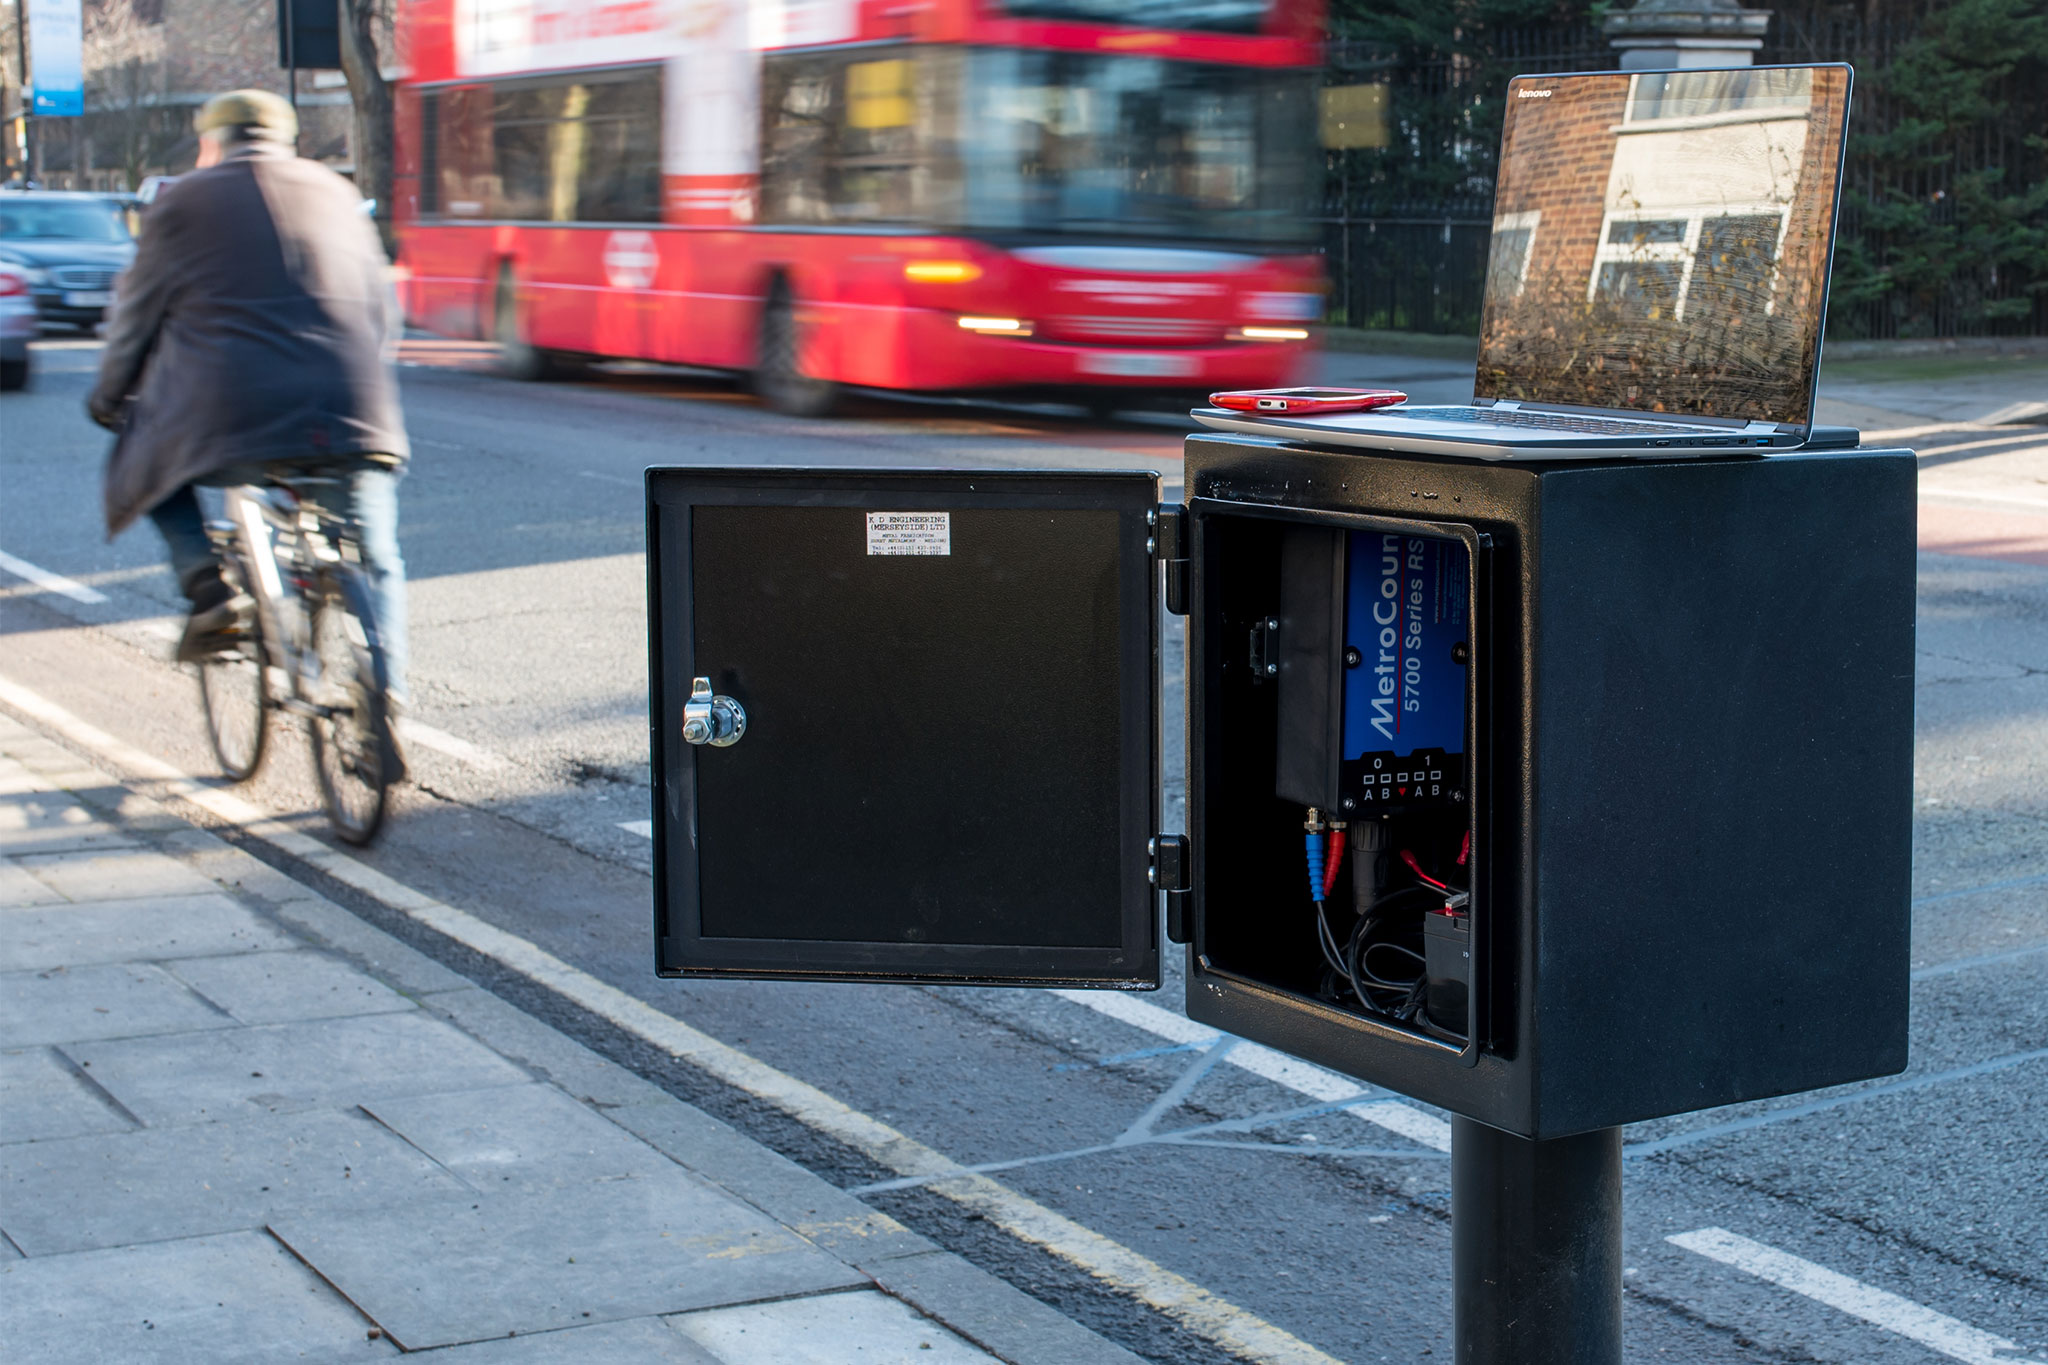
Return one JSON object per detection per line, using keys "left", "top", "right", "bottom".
{"left": 866, "top": 512, "right": 951, "bottom": 556}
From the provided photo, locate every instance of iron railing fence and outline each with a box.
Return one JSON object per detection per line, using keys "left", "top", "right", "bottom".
{"left": 1318, "top": 11, "right": 2046, "bottom": 338}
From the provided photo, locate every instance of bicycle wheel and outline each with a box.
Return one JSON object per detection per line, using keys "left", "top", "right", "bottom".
{"left": 195, "top": 552, "right": 268, "bottom": 781}
{"left": 305, "top": 575, "right": 393, "bottom": 845}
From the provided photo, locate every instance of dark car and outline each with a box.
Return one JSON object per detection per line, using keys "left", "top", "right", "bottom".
{"left": 0, "top": 191, "right": 137, "bottom": 331}
{"left": 1, "top": 260, "right": 34, "bottom": 389}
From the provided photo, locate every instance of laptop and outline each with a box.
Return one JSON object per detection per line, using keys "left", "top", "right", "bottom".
{"left": 1195, "top": 64, "right": 1855, "bottom": 459}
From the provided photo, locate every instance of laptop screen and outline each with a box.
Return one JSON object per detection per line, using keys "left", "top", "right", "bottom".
{"left": 1475, "top": 65, "right": 1851, "bottom": 428}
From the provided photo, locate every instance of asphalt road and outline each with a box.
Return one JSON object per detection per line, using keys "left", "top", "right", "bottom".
{"left": 3, "top": 338, "right": 2045, "bottom": 1364}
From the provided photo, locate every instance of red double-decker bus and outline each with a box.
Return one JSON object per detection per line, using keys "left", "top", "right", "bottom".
{"left": 392, "top": 0, "right": 1324, "bottom": 414}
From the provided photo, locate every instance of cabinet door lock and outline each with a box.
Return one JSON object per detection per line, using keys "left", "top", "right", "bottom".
{"left": 682, "top": 677, "right": 746, "bottom": 747}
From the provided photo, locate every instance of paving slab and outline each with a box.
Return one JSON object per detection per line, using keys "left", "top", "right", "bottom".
{"left": 0, "top": 961, "right": 234, "bottom": 1048}
{"left": 0, "top": 1047, "right": 134, "bottom": 1144}
{"left": 668, "top": 1288, "right": 999, "bottom": 1364}
{"left": 263, "top": 895, "right": 478, "bottom": 997}
{"left": 0, "top": 1107, "right": 473, "bottom": 1256}
{"left": 64, "top": 1011, "right": 531, "bottom": 1125}
{"left": 0, "top": 893, "right": 296, "bottom": 971}
{"left": 866, "top": 1251, "right": 1149, "bottom": 1365}
{"left": 270, "top": 1167, "right": 869, "bottom": 1350}
{"left": 0, "top": 791, "right": 134, "bottom": 857}
{"left": 363, "top": 1084, "right": 673, "bottom": 1195}
{"left": 13, "top": 846, "right": 219, "bottom": 901}
{"left": 166, "top": 949, "right": 417, "bottom": 1025}
{"left": 0, "top": 1229, "right": 395, "bottom": 1364}
{"left": 0, "top": 857, "right": 65, "bottom": 907}
{"left": 604, "top": 1099, "right": 939, "bottom": 1267}
{"left": 0, "top": 756, "right": 40, "bottom": 796}
{"left": 406, "top": 1317, "right": 723, "bottom": 1363}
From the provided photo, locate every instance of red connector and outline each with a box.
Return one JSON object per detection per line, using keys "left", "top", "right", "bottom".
{"left": 1322, "top": 828, "right": 1347, "bottom": 898}
{"left": 1399, "top": 848, "right": 1451, "bottom": 891}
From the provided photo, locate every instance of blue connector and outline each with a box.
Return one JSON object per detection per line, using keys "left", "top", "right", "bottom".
{"left": 1306, "top": 832, "right": 1326, "bottom": 903}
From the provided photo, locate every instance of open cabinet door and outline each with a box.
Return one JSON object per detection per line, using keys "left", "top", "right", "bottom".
{"left": 647, "top": 468, "right": 1163, "bottom": 988}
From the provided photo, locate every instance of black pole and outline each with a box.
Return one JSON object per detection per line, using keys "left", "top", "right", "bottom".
{"left": 14, "top": 0, "right": 34, "bottom": 184}
{"left": 283, "top": 0, "right": 299, "bottom": 154}
{"left": 1451, "top": 1117, "right": 1623, "bottom": 1365}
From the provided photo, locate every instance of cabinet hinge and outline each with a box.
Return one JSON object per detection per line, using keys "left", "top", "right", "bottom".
{"left": 1149, "top": 504, "right": 1189, "bottom": 616}
{"left": 1150, "top": 833, "right": 1192, "bottom": 943}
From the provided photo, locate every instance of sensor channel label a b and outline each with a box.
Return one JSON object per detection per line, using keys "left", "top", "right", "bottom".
{"left": 1341, "top": 530, "right": 1468, "bottom": 812}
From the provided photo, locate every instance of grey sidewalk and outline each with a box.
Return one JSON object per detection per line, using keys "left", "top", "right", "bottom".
{"left": 0, "top": 713, "right": 1141, "bottom": 1365}
{"left": 1316, "top": 334, "right": 2048, "bottom": 432}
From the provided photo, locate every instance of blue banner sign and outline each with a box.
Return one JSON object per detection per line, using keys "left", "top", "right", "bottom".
{"left": 29, "top": 0, "right": 85, "bottom": 117}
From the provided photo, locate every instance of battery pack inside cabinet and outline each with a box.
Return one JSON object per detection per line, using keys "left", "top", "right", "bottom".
{"left": 1276, "top": 526, "right": 1471, "bottom": 817}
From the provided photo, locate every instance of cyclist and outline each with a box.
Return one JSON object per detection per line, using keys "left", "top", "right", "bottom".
{"left": 88, "top": 89, "right": 411, "bottom": 722}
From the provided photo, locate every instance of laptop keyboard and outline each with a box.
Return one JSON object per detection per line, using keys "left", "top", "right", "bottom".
{"left": 1397, "top": 407, "right": 1724, "bottom": 437}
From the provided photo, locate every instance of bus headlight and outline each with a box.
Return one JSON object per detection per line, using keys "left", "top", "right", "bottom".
{"left": 957, "top": 315, "right": 1032, "bottom": 336}
{"left": 1231, "top": 326, "right": 1311, "bottom": 342}
{"left": 906, "top": 260, "right": 983, "bottom": 284}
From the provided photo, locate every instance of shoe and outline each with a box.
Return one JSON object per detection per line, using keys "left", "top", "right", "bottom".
{"left": 175, "top": 592, "right": 253, "bottom": 663}
{"left": 382, "top": 691, "right": 408, "bottom": 784}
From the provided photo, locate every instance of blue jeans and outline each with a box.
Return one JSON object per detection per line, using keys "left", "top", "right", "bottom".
{"left": 148, "top": 461, "right": 409, "bottom": 703}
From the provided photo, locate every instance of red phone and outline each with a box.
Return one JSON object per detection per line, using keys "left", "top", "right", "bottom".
{"left": 1209, "top": 386, "right": 1408, "bottom": 414}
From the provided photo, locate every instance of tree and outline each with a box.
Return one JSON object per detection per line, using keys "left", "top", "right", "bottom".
{"left": 1822, "top": 0, "right": 2048, "bottom": 336}
{"left": 83, "top": 0, "right": 181, "bottom": 189}
{"left": 339, "top": 0, "right": 395, "bottom": 254}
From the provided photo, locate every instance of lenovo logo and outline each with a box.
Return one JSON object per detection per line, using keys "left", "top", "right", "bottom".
{"left": 1517, "top": 88, "right": 1553, "bottom": 98}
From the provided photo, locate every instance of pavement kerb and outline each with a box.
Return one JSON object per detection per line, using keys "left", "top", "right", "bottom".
{"left": 0, "top": 711, "right": 1147, "bottom": 1365}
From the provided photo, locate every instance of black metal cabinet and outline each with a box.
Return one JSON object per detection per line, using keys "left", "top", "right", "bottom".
{"left": 1178, "top": 436, "right": 1916, "bottom": 1138}
{"left": 647, "top": 469, "right": 1163, "bottom": 988}
{"left": 647, "top": 438, "right": 1917, "bottom": 1138}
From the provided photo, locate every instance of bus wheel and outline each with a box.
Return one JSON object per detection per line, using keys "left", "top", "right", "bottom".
{"left": 754, "top": 283, "right": 839, "bottom": 418}
{"left": 492, "top": 264, "right": 556, "bottom": 381}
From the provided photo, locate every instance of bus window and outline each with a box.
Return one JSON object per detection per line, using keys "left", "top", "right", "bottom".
{"left": 757, "top": 47, "right": 1310, "bottom": 246}
{"left": 963, "top": 51, "right": 1314, "bottom": 245}
{"left": 420, "top": 68, "right": 661, "bottom": 224}
{"left": 760, "top": 48, "right": 963, "bottom": 227}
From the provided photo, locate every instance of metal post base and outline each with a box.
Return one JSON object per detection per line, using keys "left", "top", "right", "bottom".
{"left": 1451, "top": 1117, "right": 1623, "bottom": 1365}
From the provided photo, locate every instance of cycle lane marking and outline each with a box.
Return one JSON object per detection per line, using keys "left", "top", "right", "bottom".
{"left": 0, "top": 670, "right": 1343, "bottom": 1365}
{"left": 0, "top": 547, "right": 110, "bottom": 604}
{"left": 1669, "top": 1228, "right": 2047, "bottom": 1365}
{"left": 397, "top": 719, "right": 507, "bottom": 770}
{"left": 1050, "top": 989, "right": 1455, "bottom": 1153}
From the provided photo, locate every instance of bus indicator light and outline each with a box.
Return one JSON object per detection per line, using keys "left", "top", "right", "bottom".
{"left": 905, "top": 260, "right": 983, "bottom": 284}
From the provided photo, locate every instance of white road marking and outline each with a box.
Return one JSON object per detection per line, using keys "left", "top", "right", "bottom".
{"left": 1669, "top": 1228, "right": 2046, "bottom": 1365}
{"left": 0, "top": 671, "right": 1343, "bottom": 1365}
{"left": 0, "top": 548, "right": 110, "bottom": 604}
{"left": 1876, "top": 422, "right": 2032, "bottom": 444}
{"left": 619, "top": 819, "right": 653, "bottom": 838}
{"left": 1908, "top": 431, "right": 2048, "bottom": 458}
{"left": 397, "top": 718, "right": 507, "bottom": 770}
{"left": 577, "top": 469, "right": 640, "bottom": 488}
{"left": 1919, "top": 487, "right": 2048, "bottom": 511}
{"left": 1053, "top": 988, "right": 1453, "bottom": 1152}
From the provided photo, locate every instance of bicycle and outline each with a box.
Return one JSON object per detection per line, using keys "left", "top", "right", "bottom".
{"left": 193, "top": 467, "right": 399, "bottom": 845}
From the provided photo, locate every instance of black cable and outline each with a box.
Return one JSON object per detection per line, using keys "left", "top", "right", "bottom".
{"left": 1343, "top": 885, "right": 1444, "bottom": 1014}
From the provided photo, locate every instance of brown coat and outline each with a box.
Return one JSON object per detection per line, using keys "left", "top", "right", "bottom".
{"left": 93, "top": 141, "right": 409, "bottom": 535}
